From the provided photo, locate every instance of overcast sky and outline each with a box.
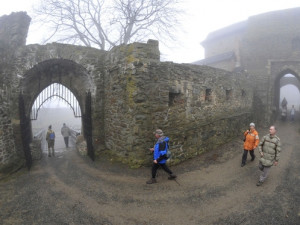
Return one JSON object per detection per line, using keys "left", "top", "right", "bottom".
{"left": 1, "top": 0, "right": 300, "bottom": 63}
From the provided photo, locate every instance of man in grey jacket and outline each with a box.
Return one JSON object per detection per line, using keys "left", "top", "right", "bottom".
{"left": 61, "top": 123, "right": 71, "bottom": 148}
{"left": 257, "top": 125, "right": 281, "bottom": 186}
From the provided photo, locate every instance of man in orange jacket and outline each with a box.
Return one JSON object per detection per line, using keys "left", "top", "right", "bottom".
{"left": 241, "top": 122, "right": 259, "bottom": 167}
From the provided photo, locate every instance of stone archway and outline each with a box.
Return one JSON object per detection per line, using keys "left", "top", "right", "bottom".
{"left": 19, "top": 58, "right": 96, "bottom": 165}
{"left": 273, "top": 69, "right": 300, "bottom": 120}
{"left": 21, "top": 59, "right": 93, "bottom": 117}
{"left": 280, "top": 76, "right": 300, "bottom": 90}
{"left": 279, "top": 75, "right": 300, "bottom": 110}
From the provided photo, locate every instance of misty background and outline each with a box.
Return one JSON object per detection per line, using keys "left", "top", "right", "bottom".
{"left": 1, "top": 0, "right": 300, "bottom": 63}
{"left": 280, "top": 74, "right": 300, "bottom": 111}
{"left": 31, "top": 101, "right": 82, "bottom": 151}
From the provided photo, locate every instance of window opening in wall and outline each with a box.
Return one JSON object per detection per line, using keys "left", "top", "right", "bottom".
{"left": 226, "top": 89, "right": 233, "bottom": 100}
{"left": 205, "top": 89, "right": 212, "bottom": 102}
{"left": 169, "top": 92, "right": 181, "bottom": 107}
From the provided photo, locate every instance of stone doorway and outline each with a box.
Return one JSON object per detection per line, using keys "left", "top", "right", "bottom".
{"left": 273, "top": 70, "right": 300, "bottom": 121}
{"left": 19, "top": 59, "right": 95, "bottom": 166}
{"left": 31, "top": 83, "right": 82, "bottom": 154}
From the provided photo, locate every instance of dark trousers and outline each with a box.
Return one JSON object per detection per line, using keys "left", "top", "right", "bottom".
{"left": 47, "top": 140, "right": 55, "bottom": 156}
{"left": 152, "top": 163, "right": 173, "bottom": 178}
{"left": 242, "top": 149, "right": 255, "bottom": 164}
{"left": 64, "top": 137, "right": 69, "bottom": 147}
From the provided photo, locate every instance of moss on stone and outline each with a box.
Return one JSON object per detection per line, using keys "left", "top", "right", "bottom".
{"left": 126, "top": 73, "right": 136, "bottom": 108}
{"left": 125, "top": 44, "right": 138, "bottom": 64}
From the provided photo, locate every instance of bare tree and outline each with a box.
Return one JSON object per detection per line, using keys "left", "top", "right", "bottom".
{"left": 33, "top": 0, "right": 182, "bottom": 50}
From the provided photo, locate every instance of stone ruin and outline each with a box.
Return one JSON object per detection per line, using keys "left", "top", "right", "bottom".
{"left": 0, "top": 12, "right": 254, "bottom": 171}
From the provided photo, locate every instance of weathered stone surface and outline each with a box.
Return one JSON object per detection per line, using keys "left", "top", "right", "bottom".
{"left": 30, "top": 140, "right": 42, "bottom": 160}
{"left": 0, "top": 12, "right": 31, "bottom": 50}
{"left": 0, "top": 11, "right": 254, "bottom": 170}
{"left": 0, "top": 91, "right": 18, "bottom": 171}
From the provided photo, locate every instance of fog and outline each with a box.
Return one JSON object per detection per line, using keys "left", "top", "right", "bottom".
{"left": 280, "top": 74, "right": 300, "bottom": 110}
{"left": 31, "top": 102, "right": 82, "bottom": 151}
{"left": 31, "top": 107, "right": 81, "bottom": 133}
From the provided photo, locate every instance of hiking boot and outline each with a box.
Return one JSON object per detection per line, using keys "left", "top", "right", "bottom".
{"left": 241, "top": 163, "right": 245, "bottom": 167}
{"left": 48, "top": 154, "right": 51, "bottom": 157}
{"left": 146, "top": 178, "right": 157, "bottom": 184}
{"left": 168, "top": 174, "right": 177, "bottom": 180}
{"left": 251, "top": 156, "right": 255, "bottom": 161}
{"left": 256, "top": 181, "right": 263, "bottom": 186}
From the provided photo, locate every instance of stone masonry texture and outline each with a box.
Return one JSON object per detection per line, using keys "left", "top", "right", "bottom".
{"left": 0, "top": 11, "right": 254, "bottom": 171}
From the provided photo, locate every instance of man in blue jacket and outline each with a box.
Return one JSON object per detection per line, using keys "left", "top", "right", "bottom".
{"left": 146, "top": 129, "right": 177, "bottom": 184}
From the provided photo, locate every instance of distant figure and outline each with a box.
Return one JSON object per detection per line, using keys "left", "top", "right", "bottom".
{"left": 61, "top": 123, "right": 71, "bottom": 148}
{"left": 241, "top": 122, "right": 259, "bottom": 167}
{"left": 46, "top": 125, "right": 55, "bottom": 157}
{"left": 281, "top": 98, "right": 288, "bottom": 121}
{"left": 256, "top": 126, "right": 281, "bottom": 186}
{"left": 281, "top": 97, "right": 287, "bottom": 108}
{"left": 290, "top": 105, "right": 295, "bottom": 121}
{"left": 146, "top": 129, "right": 176, "bottom": 184}
{"left": 281, "top": 107, "right": 287, "bottom": 121}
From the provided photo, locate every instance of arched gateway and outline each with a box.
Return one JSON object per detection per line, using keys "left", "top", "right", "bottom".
{"left": 19, "top": 59, "right": 96, "bottom": 168}
{"left": 271, "top": 65, "right": 300, "bottom": 122}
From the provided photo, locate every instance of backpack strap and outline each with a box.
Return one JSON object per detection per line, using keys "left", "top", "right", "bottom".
{"left": 159, "top": 141, "right": 168, "bottom": 151}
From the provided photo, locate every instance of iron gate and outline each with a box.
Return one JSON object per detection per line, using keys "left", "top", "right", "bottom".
{"left": 19, "top": 94, "right": 32, "bottom": 170}
{"left": 31, "top": 83, "right": 81, "bottom": 120}
{"left": 83, "top": 91, "right": 95, "bottom": 161}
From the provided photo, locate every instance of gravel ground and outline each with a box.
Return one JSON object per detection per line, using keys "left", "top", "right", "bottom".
{"left": 0, "top": 122, "right": 300, "bottom": 225}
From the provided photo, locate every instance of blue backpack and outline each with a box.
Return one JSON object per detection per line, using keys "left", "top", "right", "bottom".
{"left": 49, "top": 132, "right": 55, "bottom": 140}
{"left": 159, "top": 141, "right": 171, "bottom": 159}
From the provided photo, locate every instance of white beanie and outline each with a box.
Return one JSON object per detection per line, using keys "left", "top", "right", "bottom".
{"left": 249, "top": 122, "right": 255, "bottom": 127}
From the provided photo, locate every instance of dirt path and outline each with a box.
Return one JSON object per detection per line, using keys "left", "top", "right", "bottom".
{"left": 1, "top": 122, "right": 300, "bottom": 225}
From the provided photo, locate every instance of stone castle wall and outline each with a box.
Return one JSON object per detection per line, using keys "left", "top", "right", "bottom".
{"left": 204, "top": 33, "right": 243, "bottom": 59}
{"left": 201, "top": 7, "right": 300, "bottom": 125}
{"left": 0, "top": 12, "right": 254, "bottom": 170}
{"left": 0, "top": 12, "right": 31, "bottom": 50}
{"left": 103, "top": 56, "right": 253, "bottom": 166}
{"left": 241, "top": 8, "right": 300, "bottom": 124}
{"left": 206, "top": 59, "right": 237, "bottom": 73}
{"left": 146, "top": 63, "right": 252, "bottom": 163}
{"left": 0, "top": 88, "right": 18, "bottom": 171}
{"left": 0, "top": 12, "right": 31, "bottom": 171}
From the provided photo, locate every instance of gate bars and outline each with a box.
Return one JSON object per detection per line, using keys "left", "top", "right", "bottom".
{"left": 31, "top": 83, "right": 81, "bottom": 120}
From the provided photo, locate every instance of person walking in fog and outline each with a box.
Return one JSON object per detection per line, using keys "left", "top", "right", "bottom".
{"left": 146, "top": 129, "right": 176, "bottom": 184}
{"left": 241, "top": 122, "right": 259, "bottom": 167}
{"left": 281, "top": 98, "right": 288, "bottom": 121}
{"left": 256, "top": 126, "right": 281, "bottom": 186}
{"left": 46, "top": 125, "right": 55, "bottom": 157}
{"left": 290, "top": 105, "right": 295, "bottom": 121}
{"left": 61, "top": 123, "right": 71, "bottom": 148}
